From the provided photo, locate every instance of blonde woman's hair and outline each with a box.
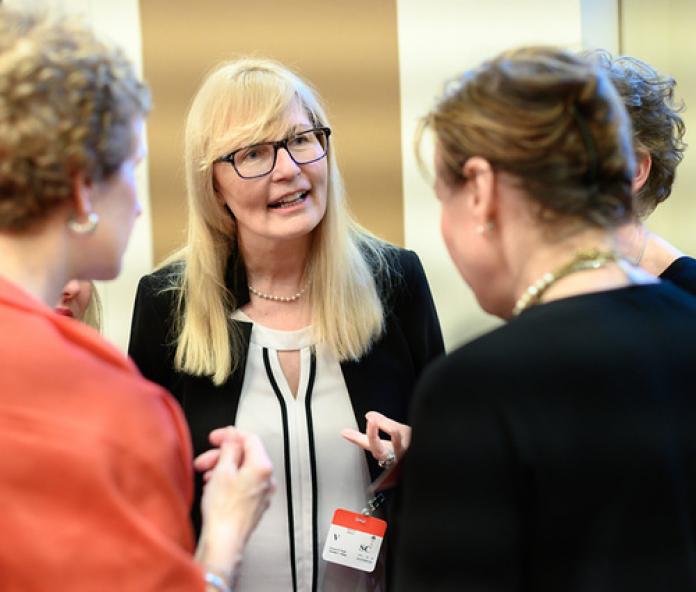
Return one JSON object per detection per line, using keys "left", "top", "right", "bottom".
{"left": 0, "top": 8, "right": 150, "bottom": 231}
{"left": 419, "top": 46, "right": 636, "bottom": 228}
{"left": 165, "top": 58, "right": 387, "bottom": 385}
{"left": 82, "top": 281, "right": 103, "bottom": 332}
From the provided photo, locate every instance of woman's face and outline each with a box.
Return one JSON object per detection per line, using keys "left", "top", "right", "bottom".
{"left": 434, "top": 146, "right": 508, "bottom": 316}
{"left": 434, "top": 146, "right": 478, "bottom": 283}
{"left": 55, "top": 279, "right": 92, "bottom": 320}
{"left": 86, "top": 118, "right": 146, "bottom": 279}
{"left": 212, "top": 104, "right": 329, "bottom": 248}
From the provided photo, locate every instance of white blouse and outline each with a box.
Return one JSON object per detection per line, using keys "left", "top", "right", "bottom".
{"left": 230, "top": 310, "right": 382, "bottom": 592}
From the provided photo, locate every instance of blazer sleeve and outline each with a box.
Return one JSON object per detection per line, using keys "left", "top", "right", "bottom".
{"left": 391, "top": 249, "right": 445, "bottom": 373}
{"left": 128, "top": 273, "right": 179, "bottom": 399}
{"left": 393, "top": 352, "right": 523, "bottom": 591}
{"left": 659, "top": 255, "right": 696, "bottom": 297}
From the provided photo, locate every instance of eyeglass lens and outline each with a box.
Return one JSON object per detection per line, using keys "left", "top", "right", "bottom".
{"left": 234, "top": 128, "right": 328, "bottom": 178}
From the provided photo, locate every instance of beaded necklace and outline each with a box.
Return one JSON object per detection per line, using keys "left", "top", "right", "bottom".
{"left": 511, "top": 249, "right": 618, "bottom": 317}
{"left": 248, "top": 283, "right": 308, "bottom": 303}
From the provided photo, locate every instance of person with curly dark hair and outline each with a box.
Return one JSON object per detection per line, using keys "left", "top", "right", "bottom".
{"left": 589, "top": 51, "right": 695, "bottom": 291}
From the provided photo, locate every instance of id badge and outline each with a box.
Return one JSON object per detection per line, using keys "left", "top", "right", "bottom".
{"left": 322, "top": 509, "right": 387, "bottom": 572}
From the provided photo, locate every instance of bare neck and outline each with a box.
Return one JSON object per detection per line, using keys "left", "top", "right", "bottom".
{"left": 615, "top": 221, "right": 683, "bottom": 277}
{"left": 239, "top": 233, "right": 312, "bottom": 291}
{"left": 507, "top": 226, "right": 634, "bottom": 314}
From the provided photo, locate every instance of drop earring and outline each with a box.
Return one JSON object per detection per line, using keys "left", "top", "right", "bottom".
{"left": 68, "top": 212, "right": 99, "bottom": 235}
{"left": 476, "top": 221, "right": 495, "bottom": 235}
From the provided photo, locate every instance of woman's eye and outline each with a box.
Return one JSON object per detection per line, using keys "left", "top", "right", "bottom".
{"left": 290, "top": 134, "right": 310, "bottom": 147}
{"left": 240, "top": 149, "right": 259, "bottom": 161}
{"left": 238, "top": 145, "right": 270, "bottom": 163}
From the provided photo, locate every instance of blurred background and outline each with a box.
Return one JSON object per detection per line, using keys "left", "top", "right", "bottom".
{"left": 8, "top": 0, "right": 695, "bottom": 353}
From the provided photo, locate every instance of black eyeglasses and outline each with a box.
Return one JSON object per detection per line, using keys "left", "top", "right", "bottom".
{"left": 215, "top": 127, "right": 331, "bottom": 179}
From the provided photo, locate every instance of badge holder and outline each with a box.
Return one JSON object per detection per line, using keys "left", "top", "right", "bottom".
{"left": 322, "top": 492, "right": 387, "bottom": 573}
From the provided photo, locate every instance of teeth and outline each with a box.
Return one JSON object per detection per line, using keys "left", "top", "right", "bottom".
{"left": 272, "top": 191, "right": 307, "bottom": 207}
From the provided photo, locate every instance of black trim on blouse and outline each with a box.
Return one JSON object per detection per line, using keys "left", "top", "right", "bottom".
{"left": 263, "top": 347, "right": 298, "bottom": 592}
{"left": 305, "top": 348, "right": 319, "bottom": 592}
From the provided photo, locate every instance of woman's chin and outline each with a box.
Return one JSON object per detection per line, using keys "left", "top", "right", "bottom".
{"left": 475, "top": 292, "right": 511, "bottom": 320}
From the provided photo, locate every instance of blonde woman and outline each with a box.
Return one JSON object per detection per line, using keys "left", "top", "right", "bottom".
{"left": 55, "top": 279, "right": 102, "bottom": 330}
{"left": 393, "top": 47, "right": 696, "bottom": 591}
{"left": 129, "top": 58, "right": 443, "bottom": 591}
{"left": 0, "top": 9, "right": 273, "bottom": 592}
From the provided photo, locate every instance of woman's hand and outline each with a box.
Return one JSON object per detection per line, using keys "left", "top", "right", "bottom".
{"left": 195, "top": 427, "right": 275, "bottom": 587}
{"left": 341, "top": 411, "right": 412, "bottom": 469}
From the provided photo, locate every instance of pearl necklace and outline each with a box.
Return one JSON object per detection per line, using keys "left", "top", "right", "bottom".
{"left": 248, "top": 283, "right": 308, "bottom": 303}
{"left": 512, "top": 249, "right": 617, "bottom": 317}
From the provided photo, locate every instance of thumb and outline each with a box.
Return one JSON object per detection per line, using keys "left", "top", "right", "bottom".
{"left": 240, "top": 433, "right": 273, "bottom": 471}
{"left": 215, "top": 438, "right": 241, "bottom": 474}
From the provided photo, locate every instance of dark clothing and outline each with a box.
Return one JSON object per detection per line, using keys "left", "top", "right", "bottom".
{"left": 394, "top": 282, "right": 696, "bottom": 592}
{"left": 129, "top": 247, "right": 444, "bottom": 536}
{"left": 660, "top": 255, "right": 696, "bottom": 295}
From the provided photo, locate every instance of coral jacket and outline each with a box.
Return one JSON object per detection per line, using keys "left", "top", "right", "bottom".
{"left": 0, "top": 277, "right": 204, "bottom": 591}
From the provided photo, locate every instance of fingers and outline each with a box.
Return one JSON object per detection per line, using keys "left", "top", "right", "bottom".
{"left": 366, "top": 416, "right": 390, "bottom": 460}
{"left": 196, "top": 426, "right": 244, "bottom": 480}
{"left": 340, "top": 428, "right": 371, "bottom": 451}
{"left": 365, "top": 411, "right": 412, "bottom": 460}
{"left": 239, "top": 432, "right": 273, "bottom": 478}
{"left": 208, "top": 426, "right": 244, "bottom": 447}
{"left": 341, "top": 413, "right": 409, "bottom": 463}
{"left": 216, "top": 439, "right": 240, "bottom": 472}
{"left": 365, "top": 411, "right": 408, "bottom": 435}
{"left": 194, "top": 448, "right": 221, "bottom": 473}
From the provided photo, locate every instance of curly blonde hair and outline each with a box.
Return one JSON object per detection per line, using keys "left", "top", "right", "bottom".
{"left": 0, "top": 8, "right": 150, "bottom": 231}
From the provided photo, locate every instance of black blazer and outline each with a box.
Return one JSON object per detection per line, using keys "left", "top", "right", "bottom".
{"left": 129, "top": 246, "right": 444, "bottom": 535}
{"left": 660, "top": 255, "right": 696, "bottom": 295}
{"left": 394, "top": 282, "right": 696, "bottom": 591}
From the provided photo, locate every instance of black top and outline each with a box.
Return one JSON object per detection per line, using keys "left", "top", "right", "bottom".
{"left": 660, "top": 255, "right": 696, "bottom": 295}
{"left": 393, "top": 282, "right": 696, "bottom": 591}
{"left": 128, "top": 246, "right": 444, "bottom": 536}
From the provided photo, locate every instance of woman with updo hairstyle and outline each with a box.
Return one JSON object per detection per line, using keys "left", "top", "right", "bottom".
{"left": 0, "top": 8, "right": 274, "bottom": 592}
{"left": 392, "top": 47, "right": 696, "bottom": 591}
{"left": 128, "top": 57, "right": 443, "bottom": 591}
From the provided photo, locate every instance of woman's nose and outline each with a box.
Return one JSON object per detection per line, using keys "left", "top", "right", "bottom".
{"left": 271, "top": 147, "right": 301, "bottom": 179}
{"left": 62, "top": 279, "right": 81, "bottom": 300}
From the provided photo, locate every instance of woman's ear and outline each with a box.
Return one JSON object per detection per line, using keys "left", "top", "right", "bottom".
{"left": 462, "top": 156, "right": 496, "bottom": 225}
{"left": 632, "top": 148, "right": 652, "bottom": 193}
{"left": 66, "top": 172, "right": 100, "bottom": 234}
{"left": 70, "top": 171, "right": 94, "bottom": 218}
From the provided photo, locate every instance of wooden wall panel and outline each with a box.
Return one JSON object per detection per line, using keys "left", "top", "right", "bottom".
{"left": 140, "top": 0, "right": 403, "bottom": 263}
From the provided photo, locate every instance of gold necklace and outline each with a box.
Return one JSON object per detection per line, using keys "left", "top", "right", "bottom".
{"left": 512, "top": 249, "right": 618, "bottom": 317}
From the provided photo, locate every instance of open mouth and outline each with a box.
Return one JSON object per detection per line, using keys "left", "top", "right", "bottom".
{"left": 268, "top": 191, "right": 309, "bottom": 209}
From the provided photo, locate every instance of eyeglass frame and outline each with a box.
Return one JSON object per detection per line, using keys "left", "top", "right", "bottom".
{"left": 214, "top": 126, "right": 332, "bottom": 179}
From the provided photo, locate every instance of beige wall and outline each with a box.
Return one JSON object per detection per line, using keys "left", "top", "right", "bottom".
{"left": 12, "top": 1, "right": 692, "bottom": 353}
{"left": 142, "top": 0, "right": 615, "bottom": 350}
{"left": 140, "top": 0, "right": 404, "bottom": 263}
{"left": 621, "top": 0, "right": 696, "bottom": 256}
{"left": 398, "top": 0, "right": 612, "bottom": 349}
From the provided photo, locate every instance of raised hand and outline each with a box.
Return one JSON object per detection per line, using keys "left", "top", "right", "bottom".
{"left": 341, "top": 411, "right": 411, "bottom": 469}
